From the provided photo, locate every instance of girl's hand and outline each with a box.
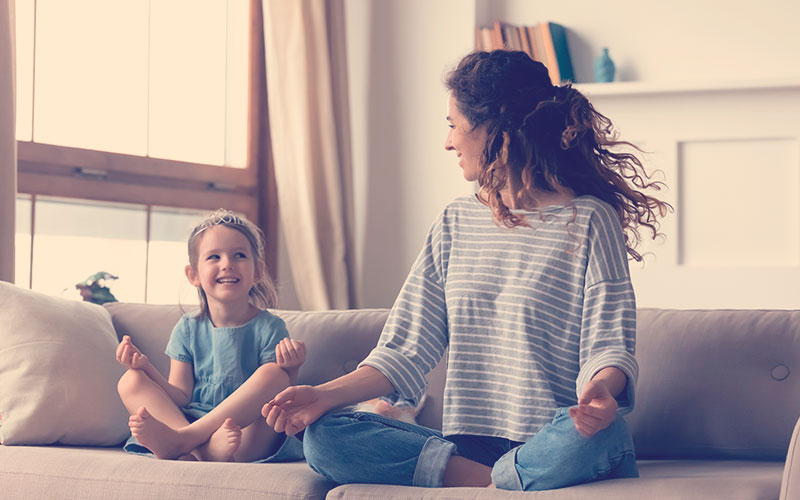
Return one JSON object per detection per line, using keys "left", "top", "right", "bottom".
{"left": 115, "top": 335, "right": 149, "bottom": 370}
{"left": 275, "top": 338, "right": 306, "bottom": 370}
{"left": 568, "top": 379, "right": 618, "bottom": 438}
{"left": 262, "top": 385, "right": 328, "bottom": 437}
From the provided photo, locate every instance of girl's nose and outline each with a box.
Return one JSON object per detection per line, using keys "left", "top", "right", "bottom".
{"left": 445, "top": 130, "right": 454, "bottom": 151}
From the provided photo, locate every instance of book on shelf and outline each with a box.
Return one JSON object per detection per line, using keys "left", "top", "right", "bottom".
{"left": 475, "top": 20, "right": 576, "bottom": 85}
{"left": 518, "top": 26, "right": 532, "bottom": 60}
{"left": 528, "top": 25, "right": 543, "bottom": 64}
{"left": 503, "top": 24, "right": 522, "bottom": 51}
{"left": 538, "top": 22, "right": 560, "bottom": 84}
{"left": 546, "top": 22, "right": 575, "bottom": 84}
{"left": 477, "top": 27, "right": 493, "bottom": 51}
{"left": 491, "top": 21, "right": 504, "bottom": 50}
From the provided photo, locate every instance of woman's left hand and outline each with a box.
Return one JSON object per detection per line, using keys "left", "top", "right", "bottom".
{"left": 568, "top": 379, "right": 618, "bottom": 438}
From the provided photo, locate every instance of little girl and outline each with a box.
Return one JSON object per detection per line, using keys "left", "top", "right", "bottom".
{"left": 116, "top": 209, "right": 305, "bottom": 462}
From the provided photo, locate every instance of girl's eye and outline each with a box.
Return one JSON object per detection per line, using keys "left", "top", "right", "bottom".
{"left": 206, "top": 254, "right": 219, "bottom": 261}
{"left": 235, "top": 252, "right": 247, "bottom": 259}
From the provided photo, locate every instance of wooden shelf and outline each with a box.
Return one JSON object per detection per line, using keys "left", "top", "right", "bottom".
{"left": 574, "top": 77, "right": 800, "bottom": 97}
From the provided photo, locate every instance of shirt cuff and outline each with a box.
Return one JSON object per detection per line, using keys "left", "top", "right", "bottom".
{"left": 359, "top": 346, "right": 429, "bottom": 405}
{"left": 576, "top": 349, "right": 638, "bottom": 414}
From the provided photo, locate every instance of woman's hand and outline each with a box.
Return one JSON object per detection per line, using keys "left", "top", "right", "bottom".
{"left": 568, "top": 379, "right": 618, "bottom": 438}
{"left": 262, "top": 385, "right": 331, "bottom": 436}
{"left": 275, "top": 338, "right": 306, "bottom": 371}
{"left": 116, "top": 335, "right": 149, "bottom": 370}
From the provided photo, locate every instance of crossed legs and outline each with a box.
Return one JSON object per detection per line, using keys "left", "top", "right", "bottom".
{"left": 118, "top": 363, "right": 290, "bottom": 462}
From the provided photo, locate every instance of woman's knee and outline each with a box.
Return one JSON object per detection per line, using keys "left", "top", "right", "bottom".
{"left": 508, "top": 412, "right": 637, "bottom": 491}
{"left": 303, "top": 413, "right": 348, "bottom": 462}
{"left": 302, "top": 413, "right": 356, "bottom": 481}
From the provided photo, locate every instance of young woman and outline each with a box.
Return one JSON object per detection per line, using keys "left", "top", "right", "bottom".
{"left": 263, "top": 50, "right": 670, "bottom": 490}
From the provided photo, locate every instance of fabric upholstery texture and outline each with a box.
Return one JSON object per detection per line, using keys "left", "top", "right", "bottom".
{"left": 0, "top": 445, "right": 336, "bottom": 500}
{"left": 1, "top": 301, "right": 797, "bottom": 499}
{"left": 781, "top": 417, "right": 800, "bottom": 500}
{"left": 0, "top": 282, "right": 130, "bottom": 445}
{"left": 631, "top": 308, "right": 800, "bottom": 460}
{"left": 326, "top": 461, "right": 784, "bottom": 500}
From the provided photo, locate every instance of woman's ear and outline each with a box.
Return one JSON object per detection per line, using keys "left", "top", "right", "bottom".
{"left": 185, "top": 265, "right": 200, "bottom": 286}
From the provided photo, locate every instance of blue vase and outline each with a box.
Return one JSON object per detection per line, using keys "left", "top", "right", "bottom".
{"left": 594, "top": 47, "right": 616, "bottom": 83}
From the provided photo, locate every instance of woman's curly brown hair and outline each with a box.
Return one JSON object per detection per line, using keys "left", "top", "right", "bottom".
{"left": 445, "top": 50, "right": 672, "bottom": 261}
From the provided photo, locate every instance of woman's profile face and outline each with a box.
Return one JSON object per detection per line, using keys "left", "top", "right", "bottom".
{"left": 445, "top": 95, "right": 487, "bottom": 182}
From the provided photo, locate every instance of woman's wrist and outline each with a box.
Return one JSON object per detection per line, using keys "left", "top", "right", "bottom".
{"left": 591, "top": 367, "right": 627, "bottom": 398}
{"left": 316, "top": 366, "right": 395, "bottom": 409}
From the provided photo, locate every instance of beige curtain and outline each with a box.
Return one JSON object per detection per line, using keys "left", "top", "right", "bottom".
{"left": 0, "top": 0, "right": 16, "bottom": 283}
{"left": 261, "top": 0, "right": 355, "bottom": 310}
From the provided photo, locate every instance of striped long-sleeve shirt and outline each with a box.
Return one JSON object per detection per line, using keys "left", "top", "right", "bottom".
{"left": 359, "top": 195, "right": 638, "bottom": 442}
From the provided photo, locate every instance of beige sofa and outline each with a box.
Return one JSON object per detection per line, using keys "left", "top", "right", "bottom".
{"left": 1, "top": 291, "right": 798, "bottom": 499}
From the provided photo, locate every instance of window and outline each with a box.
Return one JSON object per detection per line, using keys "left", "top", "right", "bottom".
{"left": 15, "top": 195, "right": 207, "bottom": 305}
{"left": 12, "top": 1, "right": 275, "bottom": 301}
{"left": 14, "top": 0, "right": 260, "bottom": 219}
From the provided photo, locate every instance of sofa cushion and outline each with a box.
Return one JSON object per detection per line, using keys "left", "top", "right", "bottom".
{"left": 104, "top": 303, "right": 187, "bottom": 377}
{"left": 0, "top": 281, "right": 130, "bottom": 445}
{"left": 325, "top": 460, "right": 783, "bottom": 499}
{"left": 630, "top": 308, "right": 800, "bottom": 460}
{"left": 0, "top": 445, "right": 337, "bottom": 500}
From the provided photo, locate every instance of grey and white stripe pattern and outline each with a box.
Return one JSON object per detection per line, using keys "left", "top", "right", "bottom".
{"left": 360, "top": 195, "right": 638, "bottom": 442}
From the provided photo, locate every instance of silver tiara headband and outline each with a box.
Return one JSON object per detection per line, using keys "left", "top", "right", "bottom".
{"left": 193, "top": 208, "right": 246, "bottom": 236}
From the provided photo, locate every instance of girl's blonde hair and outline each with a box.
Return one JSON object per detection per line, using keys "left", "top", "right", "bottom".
{"left": 187, "top": 209, "right": 278, "bottom": 317}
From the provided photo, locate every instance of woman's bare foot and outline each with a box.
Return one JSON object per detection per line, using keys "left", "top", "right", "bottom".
{"left": 195, "top": 418, "right": 242, "bottom": 462}
{"left": 129, "top": 407, "right": 189, "bottom": 459}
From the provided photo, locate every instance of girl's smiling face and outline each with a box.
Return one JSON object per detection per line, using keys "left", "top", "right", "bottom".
{"left": 186, "top": 225, "right": 258, "bottom": 308}
{"left": 445, "top": 94, "right": 487, "bottom": 182}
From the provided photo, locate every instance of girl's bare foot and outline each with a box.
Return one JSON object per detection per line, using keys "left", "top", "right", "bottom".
{"left": 129, "top": 407, "right": 188, "bottom": 459}
{"left": 196, "top": 418, "right": 242, "bottom": 462}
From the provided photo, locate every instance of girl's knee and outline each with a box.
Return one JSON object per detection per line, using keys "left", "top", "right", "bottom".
{"left": 117, "top": 368, "right": 149, "bottom": 396}
{"left": 252, "top": 362, "right": 290, "bottom": 389}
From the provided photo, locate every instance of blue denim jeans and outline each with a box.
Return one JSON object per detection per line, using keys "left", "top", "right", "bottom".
{"left": 492, "top": 407, "right": 639, "bottom": 490}
{"left": 303, "top": 407, "right": 638, "bottom": 490}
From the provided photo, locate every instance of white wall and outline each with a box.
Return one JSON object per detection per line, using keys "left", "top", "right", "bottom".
{"left": 477, "top": 0, "right": 800, "bottom": 84}
{"left": 279, "top": 0, "right": 800, "bottom": 309}
{"left": 343, "top": 0, "right": 476, "bottom": 308}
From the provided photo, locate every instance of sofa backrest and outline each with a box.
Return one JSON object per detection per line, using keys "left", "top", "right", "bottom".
{"left": 105, "top": 304, "right": 800, "bottom": 461}
{"left": 630, "top": 308, "right": 800, "bottom": 460}
{"left": 105, "top": 304, "right": 441, "bottom": 429}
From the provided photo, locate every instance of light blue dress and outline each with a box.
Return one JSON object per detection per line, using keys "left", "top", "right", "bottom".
{"left": 166, "top": 310, "right": 288, "bottom": 418}
{"left": 123, "top": 310, "right": 304, "bottom": 462}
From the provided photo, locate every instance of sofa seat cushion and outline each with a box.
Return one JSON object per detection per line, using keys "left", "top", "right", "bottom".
{"left": 326, "top": 460, "right": 783, "bottom": 499}
{"left": 0, "top": 445, "right": 337, "bottom": 500}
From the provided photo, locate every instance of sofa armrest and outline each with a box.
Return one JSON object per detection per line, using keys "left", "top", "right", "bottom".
{"left": 781, "top": 416, "right": 800, "bottom": 500}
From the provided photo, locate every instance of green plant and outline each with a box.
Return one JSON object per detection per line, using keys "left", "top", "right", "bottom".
{"left": 75, "top": 272, "right": 119, "bottom": 305}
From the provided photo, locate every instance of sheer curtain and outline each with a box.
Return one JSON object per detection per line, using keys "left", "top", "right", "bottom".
{"left": 0, "top": 0, "right": 15, "bottom": 283}
{"left": 261, "top": 0, "right": 355, "bottom": 310}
